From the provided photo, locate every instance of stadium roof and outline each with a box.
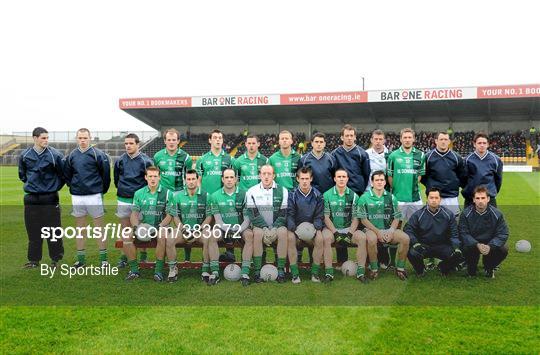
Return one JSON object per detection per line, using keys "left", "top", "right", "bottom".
{"left": 119, "top": 84, "right": 540, "bottom": 129}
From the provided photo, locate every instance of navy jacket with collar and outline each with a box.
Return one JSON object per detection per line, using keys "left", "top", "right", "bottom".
{"left": 114, "top": 152, "right": 154, "bottom": 199}
{"left": 459, "top": 205, "right": 508, "bottom": 248}
{"left": 422, "top": 148, "right": 466, "bottom": 198}
{"left": 404, "top": 205, "right": 460, "bottom": 249}
{"left": 331, "top": 145, "right": 371, "bottom": 196}
{"left": 286, "top": 186, "right": 324, "bottom": 231}
{"left": 18, "top": 146, "right": 65, "bottom": 194}
{"left": 298, "top": 151, "right": 336, "bottom": 194}
{"left": 462, "top": 151, "right": 503, "bottom": 200}
{"left": 64, "top": 146, "right": 111, "bottom": 195}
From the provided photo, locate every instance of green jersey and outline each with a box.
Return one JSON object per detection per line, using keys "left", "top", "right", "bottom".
{"left": 153, "top": 148, "right": 192, "bottom": 192}
{"left": 195, "top": 150, "right": 234, "bottom": 194}
{"left": 268, "top": 149, "right": 301, "bottom": 191}
{"left": 209, "top": 187, "right": 246, "bottom": 225}
{"left": 232, "top": 152, "right": 268, "bottom": 191}
{"left": 323, "top": 186, "right": 358, "bottom": 229}
{"left": 132, "top": 185, "right": 172, "bottom": 227}
{"left": 387, "top": 146, "right": 425, "bottom": 202}
{"left": 166, "top": 187, "right": 210, "bottom": 226}
{"left": 354, "top": 188, "right": 401, "bottom": 230}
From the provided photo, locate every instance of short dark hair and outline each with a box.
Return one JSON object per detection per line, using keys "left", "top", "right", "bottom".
{"left": 474, "top": 132, "right": 489, "bottom": 143}
{"left": 209, "top": 129, "right": 223, "bottom": 139}
{"left": 334, "top": 168, "right": 348, "bottom": 177}
{"left": 311, "top": 132, "right": 326, "bottom": 141}
{"left": 32, "top": 127, "right": 48, "bottom": 137}
{"left": 296, "top": 166, "right": 313, "bottom": 178}
{"left": 341, "top": 124, "right": 356, "bottom": 136}
{"left": 185, "top": 169, "right": 199, "bottom": 178}
{"left": 246, "top": 134, "right": 259, "bottom": 143}
{"left": 125, "top": 133, "right": 140, "bottom": 144}
{"left": 370, "top": 170, "right": 386, "bottom": 181}
{"left": 145, "top": 166, "right": 159, "bottom": 175}
{"left": 426, "top": 187, "right": 441, "bottom": 196}
{"left": 473, "top": 185, "right": 489, "bottom": 197}
{"left": 436, "top": 132, "right": 450, "bottom": 139}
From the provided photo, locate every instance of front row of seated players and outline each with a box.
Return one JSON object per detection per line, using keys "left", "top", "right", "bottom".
{"left": 125, "top": 165, "right": 509, "bottom": 283}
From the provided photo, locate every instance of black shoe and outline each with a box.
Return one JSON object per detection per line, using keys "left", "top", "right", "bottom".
{"left": 72, "top": 261, "right": 85, "bottom": 269}
{"left": 356, "top": 274, "right": 368, "bottom": 284}
{"left": 201, "top": 272, "right": 210, "bottom": 284}
{"left": 369, "top": 269, "right": 379, "bottom": 280}
{"left": 324, "top": 274, "right": 334, "bottom": 283}
{"left": 276, "top": 274, "right": 286, "bottom": 283}
{"left": 416, "top": 270, "right": 426, "bottom": 278}
{"left": 208, "top": 275, "right": 220, "bottom": 286}
{"left": 50, "top": 261, "right": 59, "bottom": 270}
{"left": 396, "top": 269, "right": 408, "bottom": 280}
{"left": 253, "top": 273, "right": 263, "bottom": 283}
{"left": 241, "top": 276, "right": 250, "bottom": 287}
{"left": 23, "top": 261, "right": 39, "bottom": 269}
{"left": 484, "top": 269, "right": 495, "bottom": 279}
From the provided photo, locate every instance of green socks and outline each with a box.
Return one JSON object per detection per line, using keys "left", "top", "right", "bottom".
{"left": 290, "top": 264, "right": 299, "bottom": 278}
{"left": 210, "top": 260, "right": 219, "bottom": 276}
{"left": 277, "top": 258, "right": 286, "bottom": 273}
{"left": 369, "top": 261, "right": 378, "bottom": 272}
{"left": 241, "top": 260, "right": 251, "bottom": 276}
{"left": 311, "top": 263, "right": 320, "bottom": 276}
{"left": 77, "top": 250, "right": 86, "bottom": 264}
{"left": 119, "top": 254, "right": 128, "bottom": 262}
{"left": 155, "top": 259, "right": 164, "bottom": 275}
{"left": 139, "top": 250, "right": 148, "bottom": 262}
{"left": 201, "top": 262, "right": 210, "bottom": 274}
{"left": 357, "top": 265, "right": 366, "bottom": 277}
{"left": 325, "top": 267, "right": 334, "bottom": 276}
{"left": 396, "top": 259, "right": 406, "bottom": 271}
{"left": 128, "top": 260, "right": 139, "bottom": 273}
{"left": 253, "top": 256, "right": 262, "bottom": 272}
{"left": 184, "top": 247, "right": 191, "bottom": 262}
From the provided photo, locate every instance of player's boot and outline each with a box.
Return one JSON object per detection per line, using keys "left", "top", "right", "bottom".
{"left": 168, "top": 265, "right": 178, "bottom": 282}
{"left": 369, "top": 269, "right": 379, "bottom": 280}
{"left": 276, "top": 272, "right": 286, "bottom": 283}
{"left": 101, "top": 260, "right": 109, "bottom": 267}
{"left": 311, "top": 275, "right": 321, "bottom": 283}
{"left": 23, "top": 261, "right": 39, "bottom": 269}
{"left": 117, "top": 259, "right": 128, "bottom": 268}
{"left": 356, "top": 274, "right": 368, "bottom": 284}
{"left": 291, "top": 276, "right": 301, "bottom": 284}
{"left": 484, "top": 268, "right": 495, "bottom": 279}
{"left": 395, "top": 269, "right": 408, "bottom": 280}
{"left": 241, "top": 275, "right": 250, "bottom": 286}
{"left": 153, "top": 272, "right": 164, "bottom": 282}
{"left": 72, "top": 261, "right": 85, "bottom": 269}
{"left": 324, "top": 274, "right": 334, "bottom": 283}
{"left": 201, "top": 272, "right": 210, "bottom": 284}
{"left": 125, "top": 271, "right": 140, "bottom": 281}
{"left": 207, "top": 274, "right": 220, "bottom": 286}
{"left": 253, "top": 273, "right": 263, "bottom": 284}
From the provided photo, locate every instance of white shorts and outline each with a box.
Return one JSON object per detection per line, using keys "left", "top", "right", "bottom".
{"left": 116, "top": 200, "right": 133, "bottom": 219}
{"left": 397, "top": 200, "right": 423, "bottom": 222}
{"left": 440, "top": 197, "right": 460, "bottom": 216}
{"left": 71, "top": 193, "right": 104, "bottom": 218}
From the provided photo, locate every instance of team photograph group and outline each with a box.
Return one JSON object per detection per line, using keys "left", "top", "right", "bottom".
{"left": 18, "top": 124, "right": 509, "bottom": 285}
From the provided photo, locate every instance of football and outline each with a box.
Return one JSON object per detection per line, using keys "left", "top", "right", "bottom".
{"left": 223, "top": 263, "right": 241, "bottom": 281}
{"left": 515, "top": 240, "right": 532, "bottom": 253}
{"left": 135, "top": 223, "right": 158, "bottom": 242}
{"left": 260, "top": 264, "right": 278, "bottom": 281}
{"left": 341, "top": 260, "right": 358, "bottom": 277}
{"left": 296, "top": 222, "right": 316, "bottom": 242}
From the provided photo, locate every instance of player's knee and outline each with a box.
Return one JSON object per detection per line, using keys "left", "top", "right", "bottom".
{"left": 365, "top": 231, "right": 377, "bottom": 245}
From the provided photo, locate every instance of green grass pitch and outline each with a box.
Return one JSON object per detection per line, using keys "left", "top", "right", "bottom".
{"left": 1, "top": 166, "right": 539, "bottom": 353}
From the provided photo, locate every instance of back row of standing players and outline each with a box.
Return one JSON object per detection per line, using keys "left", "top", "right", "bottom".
{"left": 19, "top": 125, "right": 506, "bottom": 283}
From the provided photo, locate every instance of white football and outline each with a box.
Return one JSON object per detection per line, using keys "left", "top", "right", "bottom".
{"left": 296, "top": 222, "right": 316, "bottom": 242}
{"left": 224, "top": 263, "right": 241, "bottom": 281}
{"left": 260, "top": 264, "right": 278, "bottom": 281}
{"left": 515, "top": 240, "right": 532, "bottom": 253}
{"left": 135, "top": 223, "right": 157, "bottom": 242}
{"left": 263, "top": 228, "right": 278, "bottom": 246}
{"left": 341, "top": 260, "right": 358, "bottom": 277}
